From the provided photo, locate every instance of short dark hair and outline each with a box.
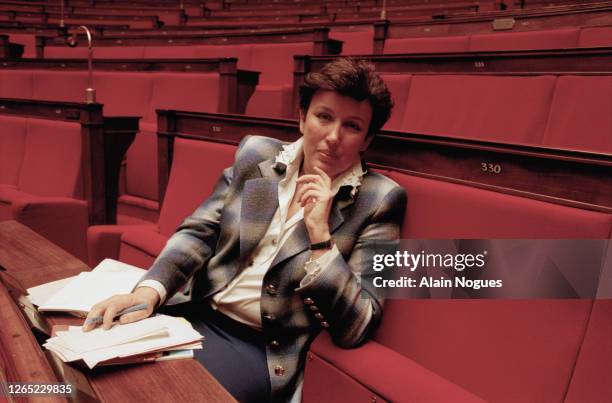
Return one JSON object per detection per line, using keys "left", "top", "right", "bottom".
{"left": 298, "top": 57, "right": 393, "bottom": 137}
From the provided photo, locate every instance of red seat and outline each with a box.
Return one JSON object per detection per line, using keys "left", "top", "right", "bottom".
{"left": 400, "top": 74, "right": 556, "bottom": 144}
{"left": 94, "top": 72, "right": 157, "bottom": 224}
{"left": 0, "top": 117, "right": 88, "bottom": 261}
{"left": 87, "top": 138, "right": 237, "bottom": 268}
{"left": 542, "top": 75, "right": 612, "bottom": 153}
{"left": 95, "top": 71, "right": 153, "bottom": 117}
{"left": 117, "top": 130, "right": 160, "bottom": 225}
{"left": 143, "top": 73, "right": 220, "bottom": 124}
{"left": 303, "top": 171, "right": 612, "bottom": 402}
{"left": 468, "top": 28, "right": 580, "bottom": 52}
{"left": 245, "top": 43, "right": 312, "bottom": 118}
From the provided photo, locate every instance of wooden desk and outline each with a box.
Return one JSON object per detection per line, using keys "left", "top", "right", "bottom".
{"left": 0, "top": 220, "right": 236, "bottom": 403}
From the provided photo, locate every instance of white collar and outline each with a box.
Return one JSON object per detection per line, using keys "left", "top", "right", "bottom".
{"left": 274, "top": 137, "right": 366, "bottom": 198}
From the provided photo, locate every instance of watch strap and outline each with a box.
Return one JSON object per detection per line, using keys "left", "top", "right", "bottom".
{"left": 310, "top": 239, "right": 333, "bottom": 250}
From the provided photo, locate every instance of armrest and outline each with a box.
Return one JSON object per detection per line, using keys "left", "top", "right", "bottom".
{"left": 87, "top": 224, "right": 155, "bottom": 267}
{"left": 304, "top": 332, "right": 485, "bottom": 403}
{"left": 12, "top": 196, "right": 89, "bottom": 262}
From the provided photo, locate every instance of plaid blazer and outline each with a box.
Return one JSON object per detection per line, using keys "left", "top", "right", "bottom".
{"left": 144, "top": 135, "right": 407, "bottom": 402}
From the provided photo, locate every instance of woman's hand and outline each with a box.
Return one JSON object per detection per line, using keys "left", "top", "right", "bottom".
{"left": 82, "top": 286, "right": 159, "bottom": 332}
{"left": 296, "top": 166, "right": 334, "bottom": 244}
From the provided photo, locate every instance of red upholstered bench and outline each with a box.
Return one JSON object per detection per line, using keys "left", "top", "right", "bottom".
{"left": 87, "top": 138, "right": 237, "bottom": 268}
{"left": 0, "top": 116, "right": 88, "bottom": 261}
{"left": 399, "top": 74, "right": 555, "bottom": 144}
{"left": 468, "top": 28, "right": 580, "bottom": 52}
{"left": 303, "top": 171, "right": 612, "bottom": 402}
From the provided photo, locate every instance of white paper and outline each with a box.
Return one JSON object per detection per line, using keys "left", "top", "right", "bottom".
{"left": 38, "top": 270, "right": 144, "bottom": 314}
{"left": 27, "top": 276, "right": 76, "bottom": 306}
{"left": 92, "top": 258, "right": 147, "bottom": 275}
{"left": 44, "top": 315, "right": 203, "bottom": 368}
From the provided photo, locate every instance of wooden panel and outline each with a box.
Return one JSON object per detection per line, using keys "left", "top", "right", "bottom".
{"left": 0, "top": 282, "right": 66, "bottom": 402}
{"left": 155, "top": 111, "right": 612, "bottom": 213}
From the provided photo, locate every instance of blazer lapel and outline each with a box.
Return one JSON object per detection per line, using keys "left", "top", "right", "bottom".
{"left": 239, "top": 159, "right": 285, "bottom": 262}
{"left": 270, "top": 186, "right": 355, "bottom": 269}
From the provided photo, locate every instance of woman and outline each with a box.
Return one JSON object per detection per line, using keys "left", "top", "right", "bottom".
{"left": 85, "top": 57, "right": 407, "bottom": 402}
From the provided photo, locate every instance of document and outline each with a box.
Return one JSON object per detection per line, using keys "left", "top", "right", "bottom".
{"left": 44, "top": 315, "right": 203, "bottom": 368}
{"left": 27, "top": 258, "right": 147, "bottom": 308}
{"left": 37, "top": 270, "right": 144, "bottom": 315}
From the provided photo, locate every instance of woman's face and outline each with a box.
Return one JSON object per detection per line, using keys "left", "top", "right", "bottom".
{"left": 300, "top": 90, "right": 373, "bottom": 180}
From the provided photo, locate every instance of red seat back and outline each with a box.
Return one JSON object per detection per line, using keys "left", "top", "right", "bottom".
{"left": 0, "top": 115, "right": 27, "bottom": 185}
{"left": 380, "top": 74, "right": 412, "bottom": 131}
{"left": 468, "top": 28, "right": 580, "bottom": 51}
{"left": 124, "top": 130, "right": 159, "bottom": 202}
{"left": 144, "top": 73, "right": 220, "bottom": 124}
{"left": 95, "top": 72, "right": 153, "bottom": 117}
{"left": 249, "top": 43, "right": 312, "bottom": 85}
{"left": 0, "top": 70, "right": 33, "bottom": 99}
{"left": 19, "top": 118, "right": 82, "bottom": 198}
{"left": 400, "top": 74, "right": 555, "bottom": 144}
{"left": 578, "top": 25, "right": 612, "bottom": 48}
{"left": 384, "top": 36, "right": 469, "bottom": 54}
{"left": 158, "top": 138, "right": 236, "bottom": 237}
{"left": 32, "top": 70, "right": 88, "bottom": 103}
{"left": 542, "top": 75, "right": 612, "bottom": 153}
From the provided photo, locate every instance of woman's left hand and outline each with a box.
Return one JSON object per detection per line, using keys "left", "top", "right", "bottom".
{"left": 296, "top": 166, "right": 334, "bottom": 242}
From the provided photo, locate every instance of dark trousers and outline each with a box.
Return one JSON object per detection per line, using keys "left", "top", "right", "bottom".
{"left": 160, "top": 302, "right": 272, "bottom": 403}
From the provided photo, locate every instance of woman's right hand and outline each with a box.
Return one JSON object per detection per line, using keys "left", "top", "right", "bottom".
{"left": 82, "top": 286, "right": 160, "bottom": 332}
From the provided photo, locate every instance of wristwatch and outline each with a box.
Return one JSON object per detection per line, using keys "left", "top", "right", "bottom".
{"left": 310, "top": 239, "right": 333, "bottom": 250}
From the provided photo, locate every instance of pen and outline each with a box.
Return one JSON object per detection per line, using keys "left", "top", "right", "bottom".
{"left": 84, "top": 303, "right": 149, "bottom": 326}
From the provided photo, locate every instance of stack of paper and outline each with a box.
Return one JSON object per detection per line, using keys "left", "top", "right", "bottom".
{"left": 44, "top": 315, "right": 203, "bottom": 368}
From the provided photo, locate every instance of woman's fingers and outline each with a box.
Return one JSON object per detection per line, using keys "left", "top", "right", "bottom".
{"left": 119, "top": 307, "right": 153, "bottom": 325}
{"left": 295, "top": 182, "right": 320, "bottom": 201}
{"left": 83, "top": 294, "right": 133, "bottom": 331}
{"left": 300, "top": 189, "right": 324, "bottom": 207}
{"left": 102, "top": 301, "right": 128, "bottom": 330}
{"left": 83, "top": 297, "right": 113, "bottom": 331}
{"left": 297, "top": 173, "right": 326, "bottom": 187}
